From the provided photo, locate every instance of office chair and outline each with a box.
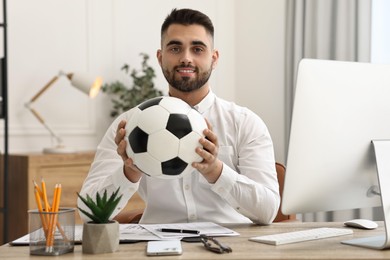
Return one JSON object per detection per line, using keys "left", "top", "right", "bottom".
{"left": 114, "top": 162, "right": 295, "bottom": 223}
{"left": 273, "top": 162, "right": 296, "bottom": 222}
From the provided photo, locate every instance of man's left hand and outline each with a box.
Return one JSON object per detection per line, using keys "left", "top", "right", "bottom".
{"left": 192, "top": 120, "right": 223, "bottom": 183}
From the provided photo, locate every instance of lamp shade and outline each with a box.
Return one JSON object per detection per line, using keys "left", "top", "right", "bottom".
{"left": 68, "top": 72, "right": 103, "bottom": 98}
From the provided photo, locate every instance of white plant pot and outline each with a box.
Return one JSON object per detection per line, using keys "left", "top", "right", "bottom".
{"left": 82, "top": 220, "right": 119, "bottom": 254}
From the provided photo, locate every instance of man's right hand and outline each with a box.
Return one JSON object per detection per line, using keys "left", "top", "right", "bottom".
{"left": 115, "top": 120, "right": 143, "bottom": 183}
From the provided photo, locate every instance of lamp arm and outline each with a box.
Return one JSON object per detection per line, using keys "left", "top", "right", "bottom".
{"left": 24, "top": 70, "right": 101, "bottom": 153}
{"left": 30, "top": 75, "right": 59, "bottom": 103}
{"left": 25, "top": 103, "right": 63, "bottom": 146}
{"left": 26, "top": 73, "right": 64, "bottom": 147}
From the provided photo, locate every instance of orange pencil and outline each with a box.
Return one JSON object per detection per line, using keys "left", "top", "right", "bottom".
{"left": 34, "top": 187, "right": 48, "bottom": 237}
{"left": 46, "top": 184, "right": 62, "bottom": 252}
{"left": 52, "top": 183, "right": 68, "bottom": 243}
{"left": 53, "top": 184, "right": 68, "bottom": 242}
{"left": 41, "top": 178, "right": 51, "bottom": 212}
{"left": 33, "top": 180, "right": 43, "bottom": 199}
{"left": 39, "top": 179, "right": 51, "bottom": 231}
{"left": 54, "top": 184, "right": 62, "bottom": 212}
{"left": 46, "top": 184, "right": 58, "bottom": 252}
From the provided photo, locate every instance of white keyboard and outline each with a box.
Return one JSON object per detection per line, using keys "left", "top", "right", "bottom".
{"left": 249, "top": 227, "right": 353, "bottom": 245}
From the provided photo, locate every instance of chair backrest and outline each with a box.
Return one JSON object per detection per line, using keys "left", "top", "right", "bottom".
{"left": 273, "top": 162, "right": 296, "bottom": 222}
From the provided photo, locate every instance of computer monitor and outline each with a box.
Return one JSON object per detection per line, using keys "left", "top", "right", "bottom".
{"left": 281, "top": 59, "right": 390, "bottom": 249}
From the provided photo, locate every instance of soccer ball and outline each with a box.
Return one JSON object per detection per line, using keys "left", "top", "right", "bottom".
{"left": 125, "top": 96, "right": 207, "bottom": 179}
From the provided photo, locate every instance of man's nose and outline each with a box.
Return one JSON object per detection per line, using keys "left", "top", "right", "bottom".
{"left": 179, "top": 49, "right": 192, "bottom": 64}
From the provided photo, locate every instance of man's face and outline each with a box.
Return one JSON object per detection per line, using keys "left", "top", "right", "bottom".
{"left": 157, "top": 24, "right": 218, "bottom": 92}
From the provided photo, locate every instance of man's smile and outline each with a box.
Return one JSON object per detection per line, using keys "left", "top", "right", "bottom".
{"left": 176, "top": 67, "right": 196, "bottom": 77}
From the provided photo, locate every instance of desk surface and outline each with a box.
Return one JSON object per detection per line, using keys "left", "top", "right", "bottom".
{"left": 2, "top": 222, "right": 390, "bottom": 259}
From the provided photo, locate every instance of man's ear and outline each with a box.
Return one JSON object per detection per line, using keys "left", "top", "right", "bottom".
{"left": 211, "top": 49, "right": 219, "bottom": 69}
{"left": 156, "top": 49, "right": 162, "bottom": 66}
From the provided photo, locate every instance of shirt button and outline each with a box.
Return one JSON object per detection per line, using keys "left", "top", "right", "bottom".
{"left": 185, "top": 185, "right": 190, "bottom": 190}
{"left": 218, "top": 187, "right": 224, "bottom": 193}
{"left": 190, "top": 214, "right": 196, "bottom": 220}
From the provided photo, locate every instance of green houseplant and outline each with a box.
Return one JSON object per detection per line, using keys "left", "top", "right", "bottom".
{"left": 102, "top": 53, "right": 164, "bottom": 118}
{"left": 77, "top": 188, "right": 122, "bottom": 254}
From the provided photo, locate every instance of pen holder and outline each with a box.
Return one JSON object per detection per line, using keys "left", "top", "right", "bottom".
{"left": 28, "top": 208, "right": 75, "bottom": 256}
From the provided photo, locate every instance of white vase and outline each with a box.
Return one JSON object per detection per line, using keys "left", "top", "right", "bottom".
{"left": 82, "top": 220, "right": 119, "bottom": 254}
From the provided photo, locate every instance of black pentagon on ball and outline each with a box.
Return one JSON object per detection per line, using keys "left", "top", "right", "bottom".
{"left": 161, "top": 157, "right": 188, "bottom": 176}
{"left": 138, "top": 96, "right": 163, "bottom": 110}
{"left": 166, "top": 114, "right": 192, "bottom": 139}
{"left": 129, "top": 127, "right": 149, "bottom": 153}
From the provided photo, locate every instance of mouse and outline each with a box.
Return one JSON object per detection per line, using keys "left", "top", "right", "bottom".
{"left": 343, "top": 219, "right": 378, "bottom": 230}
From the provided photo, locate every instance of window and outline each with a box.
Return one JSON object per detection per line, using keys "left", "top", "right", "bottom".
{"left": 371, "top": 0, "right": 390, "bottom": 64}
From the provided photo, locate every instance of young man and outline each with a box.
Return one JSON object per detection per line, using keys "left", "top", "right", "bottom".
{"left": 78, "top": 8, "right": 280, "bottom": 224}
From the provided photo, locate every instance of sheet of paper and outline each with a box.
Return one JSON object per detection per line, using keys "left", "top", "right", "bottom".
{"left": 10, "top": 226, "right": 83, "bottom": 246}
{"left": 119, "top": 224, "right": 162, "bottom": 241}
{"left": 140, "top": 222, "right": 240, "bottom": 239}
{"left": 10, "top": 224, "right": 162, "bottom": 246}
{"left": 10, "top": 222, "right": 239, "bottom": 245}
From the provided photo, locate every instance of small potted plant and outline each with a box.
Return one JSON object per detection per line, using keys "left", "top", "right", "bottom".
{"left": 77, "top": 187, "right": 122, "bottom": 254}
{"left": 101, "top": 52, "right": 164, "bottom": 118}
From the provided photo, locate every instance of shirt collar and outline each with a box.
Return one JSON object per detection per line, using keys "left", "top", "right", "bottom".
{"left": 193, "top": 89, "right": 215, "bottom": 114}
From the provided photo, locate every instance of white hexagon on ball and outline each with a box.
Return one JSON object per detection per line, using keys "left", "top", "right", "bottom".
{"left": 187, "top": 109, "right": 207, "bottom": 133}
{"left": 179, "top": 132, "right": 203, "bottom": 163}
{"left": 133, "top": 152, "right": 163, "bottom": 177}
{"left": 159, "top": 96, "right": 192, "bottom": 115}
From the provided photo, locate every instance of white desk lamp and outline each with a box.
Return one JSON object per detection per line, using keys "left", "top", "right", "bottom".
{"left": 25, "top": 71, "right": 103, "bottom": 153}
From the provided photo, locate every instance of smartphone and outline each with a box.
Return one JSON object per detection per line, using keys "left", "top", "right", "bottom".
{"left": 146, "top": 240, "right": 183, "bottom": 256}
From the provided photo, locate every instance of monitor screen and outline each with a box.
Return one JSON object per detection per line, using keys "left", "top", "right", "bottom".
{"left": 281, "top": 59, "right": 390, "bottom": 217}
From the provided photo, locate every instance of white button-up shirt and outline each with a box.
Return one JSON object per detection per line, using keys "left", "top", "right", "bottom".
{"left": 78, "top": 90, "right": 280, "bottom": 224}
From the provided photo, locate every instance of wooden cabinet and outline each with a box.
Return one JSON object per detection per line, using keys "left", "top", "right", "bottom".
{"left": 4, "top": 152, "right": 145, "bottom": 243}
{"left": 6, "top": 152, "right": 95, "bottom": 243}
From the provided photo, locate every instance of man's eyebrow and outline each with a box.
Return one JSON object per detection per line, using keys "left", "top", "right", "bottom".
{"left": 165, "top": 40, "right": 208, "bottom": 47}
{"left": 166, "top": 40, "right": 182, "bottom": 46}
{"left": 192, "top": 40, "right": 207, "bottom": 47}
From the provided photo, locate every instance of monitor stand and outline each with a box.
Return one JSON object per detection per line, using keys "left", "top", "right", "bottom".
{"left": 341, "top": 140, "right": 390, "bottom": 249}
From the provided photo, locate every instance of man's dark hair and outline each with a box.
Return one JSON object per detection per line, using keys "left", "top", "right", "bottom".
{"left": 161, "top": 8, "right": 214, "bottom": 38}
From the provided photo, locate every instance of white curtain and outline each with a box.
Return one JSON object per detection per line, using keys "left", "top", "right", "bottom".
{"left": 285, "top": 0, "right": 383, "bottom": 221}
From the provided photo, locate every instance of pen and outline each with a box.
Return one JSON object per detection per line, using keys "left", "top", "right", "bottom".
{"left": 159, "top": 228, "right": 200, "bottom": 234}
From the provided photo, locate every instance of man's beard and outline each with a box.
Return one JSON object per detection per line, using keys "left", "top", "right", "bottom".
{"left": 162, "top": 65, "right": 212, "bottom": 92}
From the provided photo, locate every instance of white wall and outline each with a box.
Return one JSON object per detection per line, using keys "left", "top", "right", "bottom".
{"left": 235, "top": 0, "right": 286, "bottom": 162}
{"left": 2, "top": 0, "right": 287, "bottom": 162}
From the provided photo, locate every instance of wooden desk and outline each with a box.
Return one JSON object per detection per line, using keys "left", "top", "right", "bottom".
{"left": 2, "top": 222, "right": 390, "bottom": 259}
